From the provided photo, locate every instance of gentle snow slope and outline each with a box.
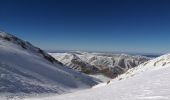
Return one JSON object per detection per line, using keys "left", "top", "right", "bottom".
{"left": 0, "top": 31, "right": 97, "bottom": 95}
{"left": 26, "top": 53, "right": 170, "bottom": 100}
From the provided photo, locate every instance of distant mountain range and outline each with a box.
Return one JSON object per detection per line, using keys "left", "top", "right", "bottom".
{"left": 47, "top": 50, "right": 161, "bottom": 58}
{"left": 49, "top": 51, "right": 150, "bottom": 79}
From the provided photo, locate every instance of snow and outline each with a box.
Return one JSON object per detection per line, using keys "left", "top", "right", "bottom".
{"left": 89, "top": 74, "right": 111, "bottom": 82}
{"left": 1, "top": 31, "right": 169, "bottom": 100}
{"left": 24, "top": 53, "right": 170, "bottom": 100}
{"left": 49, "top": 52, "right": 149, "bottom": 70}
{"left": 0, "top": 31, "right": 98, "bottom": 98}
{"left": 116, "top": 53, "right": 170, "bottom": 81}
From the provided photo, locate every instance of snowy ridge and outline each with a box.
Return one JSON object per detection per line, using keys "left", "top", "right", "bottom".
{"left": 0, "top": 31, "right": 62, "bottom": 65}
{"left": 116, "top": 53, "right": 170, "bottom": 80}
{"left": 0, "top": 31, "right": 98, "bottom": 98}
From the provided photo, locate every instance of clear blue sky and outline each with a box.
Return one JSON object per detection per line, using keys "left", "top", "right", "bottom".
{"left": 0, "top": 0, "right": 170, "bottom": 54}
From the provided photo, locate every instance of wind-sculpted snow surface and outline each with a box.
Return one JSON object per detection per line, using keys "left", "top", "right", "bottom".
{"left": 25, "top": 53, "right": 170, "bottom": 100}
{"left": 49, "top": 52, "right": 149, "bottom": 79}
{"left": 0, "top": 31, "right": 98, "bottom": 98}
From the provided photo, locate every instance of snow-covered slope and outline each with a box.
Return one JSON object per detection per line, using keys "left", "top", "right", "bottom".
{"left": 116, "top": 53, "right": 170, "bottom": 80}
{"left": 25, "top": 53, "right": 170, "bottom": 100}
{"left": 49, "top": 52, "right": 149, "bottom": 79}
{"left": 0, "top": 31, "right": 98, "bottom": 97}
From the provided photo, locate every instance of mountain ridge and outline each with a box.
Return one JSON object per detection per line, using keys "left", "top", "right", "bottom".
{"left": 0, "top": 31, "right": 98, "bottom": 97}
{"left": 49, "top": 52, "right": 150, "bottom": 79}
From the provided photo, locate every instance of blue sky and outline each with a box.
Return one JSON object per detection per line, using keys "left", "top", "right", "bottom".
{"left": 0, "top": 0, "right": 170, "bottom": 54}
